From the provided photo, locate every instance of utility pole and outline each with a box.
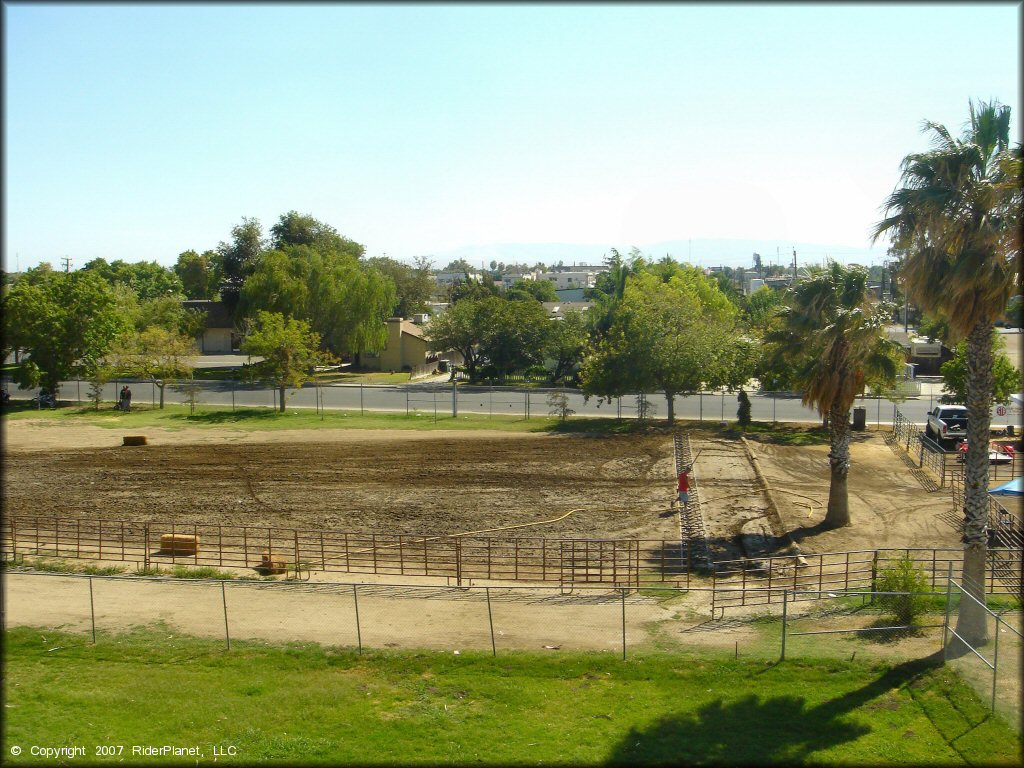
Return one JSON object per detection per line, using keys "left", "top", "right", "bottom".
{"left": 60, "top": 256, "right": 72, "bottom": 273}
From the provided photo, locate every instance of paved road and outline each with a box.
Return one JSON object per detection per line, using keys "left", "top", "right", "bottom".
{"left": 8, "top": 375, "right": 1017, "bottom": 429}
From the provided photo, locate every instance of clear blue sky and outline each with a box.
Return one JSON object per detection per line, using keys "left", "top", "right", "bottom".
{"left": 3, "top": 2, "right": 1020, "bottom": 271}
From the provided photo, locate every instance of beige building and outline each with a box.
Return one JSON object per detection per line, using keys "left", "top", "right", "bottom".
{"left": 363, "top": 318, "right": 437, "bottom": 374}
{"left": 182, "top": 300, "right": 238, "bottom": 353}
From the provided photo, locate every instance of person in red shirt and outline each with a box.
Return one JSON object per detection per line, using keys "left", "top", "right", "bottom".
{"left": 677, "top": 465, "right": 691, "bottom": 508}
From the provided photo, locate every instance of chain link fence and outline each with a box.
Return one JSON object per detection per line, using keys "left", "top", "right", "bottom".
{"left": 4, "top": 569, "right": 1019, "bottom": 728}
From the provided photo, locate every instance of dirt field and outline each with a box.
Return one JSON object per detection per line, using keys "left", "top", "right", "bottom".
{"left": 6, "top": 421, "right": 1018, "bottom": 729}
{"left": 2, "top": 420, "right": 961, "bottom": 557}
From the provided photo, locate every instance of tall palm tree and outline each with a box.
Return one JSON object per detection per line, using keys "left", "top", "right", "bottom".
{"left": 767, "top": 263, "right": 900, "bottom": 528}
{"left": 872, "top": 100, "right": 1020, "bottom": 647}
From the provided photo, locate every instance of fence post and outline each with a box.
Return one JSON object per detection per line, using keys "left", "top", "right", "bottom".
{"left": 942, "top": 562, "right": 953, "bottom": 661}
{"left": 780, "top": 589, "right": 788, "bottom": 661}
{"left": 88, "top": 576, "right": 96, "bottom": 644}
{"left": 221, "top": 581, "right": 230, "bottom": 651}
{"left": 486, "top": 587, "right": 496, "bottom": 657}
{"left": 621, "top": 588, "right": 627, "bottom": 661}
{"left": 991, "top": 614, "right": 1000, "bottom": 712}
{"left": 352, "top": 584, "right": 362, "bottom": 654}
{"left": 456, "top": 538, "right": 463, "bottom": 586}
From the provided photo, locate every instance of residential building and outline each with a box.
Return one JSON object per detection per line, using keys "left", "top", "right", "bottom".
{"left": 537, "top": 271, "right": 596, "bottom": 290}
{"left": 181, "top": 300, "right": 238, "bottom": 354}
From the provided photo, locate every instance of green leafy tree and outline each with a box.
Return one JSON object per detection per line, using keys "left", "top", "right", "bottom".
{"left": 916, "top": 311, "right": 952, "bottom": 345}
{"left": 477, "top": 297, "right": 552, "bottom": 379}
{"left": 939, "top": 333, "right": 1021, "bottom": 405}
{"left": 745, "top": 286, "right": 782, "bottom": 335}
{"left": 80, "top": 258, "right": 184, "bottom": 302}
{"left": 766, "top": 264, "right": 900, "bottom": 528}
{"left": 114, "top": 327, "right": 197, "bottom": 409}
{"left": 217, "top": 217, "right": 266, "bottom": 317}
{"left": 240, "top": 244, "right": 396, "bottom": 362}
{"left": 873, "top": 99, "right": 1021, "bottom": 646}
{"left": 269, "top": 210, "right": 364, "bottom": 260}
{"left": 546, "top": 308, "right": 590, "bottom": 384}
{"left": 423, "top": 299, "right": 488, "bottom": 382}
{"left": 547, "top": 391, "right": 575, "bottom": 422}
{"left": 2, "top": 267, "right": 132, "bottom": 395}
{"left": 507, "top": 278, "right": 558, "bottom": 303}
{"left": 443, "top": 258, "right": 476, "bottom": 274}
{"left": 174, "top": 249, "right": 221, "bottom": 300}
{"left": 448, "top": 274, "right": 500, "bottom": 303}
{"left": 366, "top": 255, "right": 434, "bottom": 318}
{"left": 588, "top": 248, "right": 642, "bottom": 336}
{"left": 241, "top": 311, "right": 323, "bottom": 412}
{"left": 84, "top": 359, "right": 118, "bottom": 411}
{"left": 581, "top": 270, "right": 742, "bottom": 422}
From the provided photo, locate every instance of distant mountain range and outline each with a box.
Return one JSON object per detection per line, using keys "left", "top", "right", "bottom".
{"left": 421, "top": 238, "right": 889, "bottom": 270}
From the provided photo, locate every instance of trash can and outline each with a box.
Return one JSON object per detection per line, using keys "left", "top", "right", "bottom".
{"left": 852, "top": 407, "right": 867, "bottom": 431}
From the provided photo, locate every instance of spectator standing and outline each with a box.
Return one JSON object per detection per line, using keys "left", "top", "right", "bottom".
{"left": 677, "top": 466, "right": 691, "bottom": 509}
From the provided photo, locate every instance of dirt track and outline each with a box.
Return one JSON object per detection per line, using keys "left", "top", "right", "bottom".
{"left": 2, "top": 426, "right": 681, "bottom": 541}
{"left": 2, "top": 421, "right": 962, "bottom": 557}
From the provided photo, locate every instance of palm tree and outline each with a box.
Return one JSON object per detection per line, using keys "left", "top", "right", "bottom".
{"left": 872, "top": 100, "right": 1021, "bottom": 647}
{"left": 767, "top": 263, "right": 900, "bottom": 528}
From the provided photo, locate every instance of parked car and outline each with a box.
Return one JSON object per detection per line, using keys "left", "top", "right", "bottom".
{"left": 925, "top": 405, "right": 968, "bottom": 446}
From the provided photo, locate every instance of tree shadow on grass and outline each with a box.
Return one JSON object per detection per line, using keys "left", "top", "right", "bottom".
{"left": 162, "top": 408, "right": 282, "bottom": 425}
{"left": 604, "top": 654, "right": 941, "bottom": 766}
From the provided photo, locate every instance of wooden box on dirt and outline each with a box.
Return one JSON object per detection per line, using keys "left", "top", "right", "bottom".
{"left": 159, "top": 533, "right": 199, "bottom": 555}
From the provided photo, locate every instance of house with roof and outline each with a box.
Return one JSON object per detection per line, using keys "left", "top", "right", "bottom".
{"left": 182, "top": 300, "right": 239, "bottom": 354}
{"left": 362, "top": 317, "right": 441, "bottom": 375}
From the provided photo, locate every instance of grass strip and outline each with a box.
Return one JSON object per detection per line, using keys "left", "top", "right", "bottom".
{"left": 3, "top": 400, "right": 839, "bottom": 441}
{"left": 4, "top": 626, "right": 1020, "bottom": 765}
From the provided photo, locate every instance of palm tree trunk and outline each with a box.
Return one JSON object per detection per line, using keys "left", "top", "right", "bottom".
{"left": 824, "top": 402, "right": 852, "bottom": 528}
{"left": 952, "top": 320, "right": 994, "bottom": 649}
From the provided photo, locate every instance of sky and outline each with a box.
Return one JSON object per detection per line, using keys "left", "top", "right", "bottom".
{"left": 3, "top": 2, "right": 1020, "bottom": 272}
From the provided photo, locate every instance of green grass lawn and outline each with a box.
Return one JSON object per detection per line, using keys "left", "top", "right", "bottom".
{"left": 3, "top": 626, "right": 1020, "bottom": 766}
{"left": 2, "top": 400, "right": 840, "bottom": 441}
{"left": 188, "top": 368, "right": 419, "bottom": 385}
{"left": 1, "top": 401, "right": 552, "bottom": 433}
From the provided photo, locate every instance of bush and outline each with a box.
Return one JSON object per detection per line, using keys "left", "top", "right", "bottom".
{"left": 875, "top": 555, "right": 931, "bottom": 626}
{"left": 737, "top": 389, "right": 751, "bottom": 428}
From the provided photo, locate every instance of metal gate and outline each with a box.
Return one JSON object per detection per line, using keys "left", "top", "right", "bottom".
{"left": 559, "top": 539, "right": 639, "bottom": 588}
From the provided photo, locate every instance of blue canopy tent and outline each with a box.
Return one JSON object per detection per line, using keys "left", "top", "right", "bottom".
{"left": 989, "top": 477, "right": 1023, "bottom": 496}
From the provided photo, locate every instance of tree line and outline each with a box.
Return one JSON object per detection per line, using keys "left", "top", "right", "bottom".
{"left": 0, "top": 211, "right": 437, "bottom": 408}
